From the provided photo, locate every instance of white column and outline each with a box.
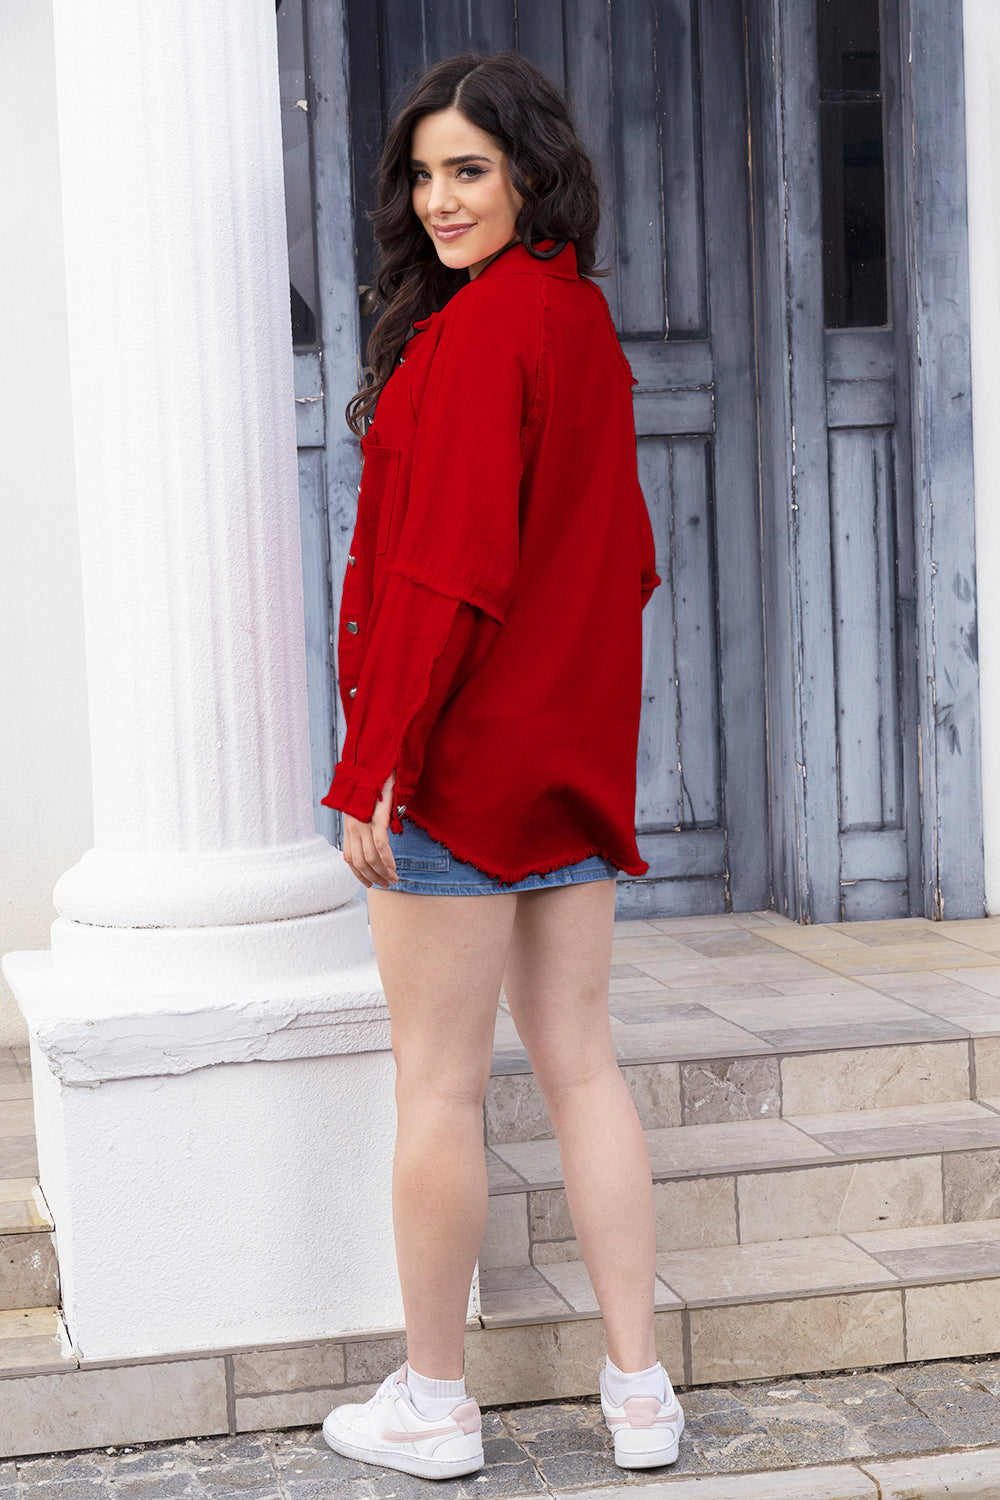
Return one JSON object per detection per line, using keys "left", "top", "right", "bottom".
{"left": 1, "top": 0, "right": 401, "bottom": 1360}
{"left": 964, "top": 0, "right": 1000, "bottom": 912}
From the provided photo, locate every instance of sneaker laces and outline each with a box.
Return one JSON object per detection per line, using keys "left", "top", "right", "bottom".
{"left": 369, "top": 1366, "right": 406, "bottom": 1407}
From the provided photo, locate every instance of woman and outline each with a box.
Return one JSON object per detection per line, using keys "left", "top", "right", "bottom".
{"left": 319, "top": 51, "right": 683, "bottom": 1480}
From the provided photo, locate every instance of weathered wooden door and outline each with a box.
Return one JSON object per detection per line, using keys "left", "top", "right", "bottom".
{"left": 342, "top": 0, "right": 770, "bottom": 919}
{"left": 747, "top": 0, "right": 981, "bottom": 920}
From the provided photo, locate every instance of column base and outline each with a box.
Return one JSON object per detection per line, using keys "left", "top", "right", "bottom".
{"left": 2, "top": 904, "right": 401, "bottom": 1361}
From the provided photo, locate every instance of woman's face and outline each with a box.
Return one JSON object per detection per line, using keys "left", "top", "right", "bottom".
{"left": 410, "top": 108, "right": 524, "bottom": 280}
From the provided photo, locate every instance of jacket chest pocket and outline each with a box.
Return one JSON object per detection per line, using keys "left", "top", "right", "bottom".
{"left": 359, "top": 444, "right": 401, "bottom": 557}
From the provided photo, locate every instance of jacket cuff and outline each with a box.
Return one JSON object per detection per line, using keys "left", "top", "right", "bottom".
{"left": 320, "top": 764, "right": 385, "bottom": 822}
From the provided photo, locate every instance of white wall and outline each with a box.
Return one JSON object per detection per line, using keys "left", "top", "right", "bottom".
{"left": 963, "top": 0, "right": 1000, "bottom": 913}
{"left": 0, "top": 0, "right": 92, "bottom": 1046}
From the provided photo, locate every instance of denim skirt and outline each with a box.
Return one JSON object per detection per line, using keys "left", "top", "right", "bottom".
{"left": 376, "top": 814, "right": 619, "bottom": 896}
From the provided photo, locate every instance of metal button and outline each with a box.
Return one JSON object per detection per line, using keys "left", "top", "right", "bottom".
{"left": 397, "top": 804, "right": 407, "bottom": 815}
{"left": 348, "top": 554, "right": 356, "bottom": 566}
{"left": 346, "top": 620, "right": 359, "bottom": 634}
{"left": 349, "top": 687, "right": 357, "bottom": 698}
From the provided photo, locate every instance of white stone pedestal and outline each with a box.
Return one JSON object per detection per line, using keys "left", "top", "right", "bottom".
{"left": 2, "top": 0, "right": 403, "bottom": 1360}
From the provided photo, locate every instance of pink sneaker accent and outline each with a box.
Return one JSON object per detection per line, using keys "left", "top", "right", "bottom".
{"left": 451, "top": 1400, "right": 483, "bottom": 1436}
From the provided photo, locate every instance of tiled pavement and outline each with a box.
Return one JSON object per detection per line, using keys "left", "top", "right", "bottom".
{"left": 4, "top": 1357, "right": 1000, "bottom": 1496}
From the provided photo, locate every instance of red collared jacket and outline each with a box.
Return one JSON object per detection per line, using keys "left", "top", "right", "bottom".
{"left": 320, "top": 238, "right": 661, "bottom": 882}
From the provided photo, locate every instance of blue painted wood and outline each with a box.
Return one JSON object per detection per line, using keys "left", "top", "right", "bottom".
{"left": 747, "top": 0, "right": 841, "bottom": 922}
{"left": 293, "top": 351, "right": 325, "bottom": 447}
{"left": 899, "top": 0, "right": 985, "bottom": 917}
{"left": 829, "top": 427, "right": 903, "bottom": 831}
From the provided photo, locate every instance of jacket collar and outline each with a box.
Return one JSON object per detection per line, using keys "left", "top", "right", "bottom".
{"left": 476, "top": 237, "right": 579, "bottom": 281}
{"left": 410, "top": 239, "right": 578, "bottom": 331}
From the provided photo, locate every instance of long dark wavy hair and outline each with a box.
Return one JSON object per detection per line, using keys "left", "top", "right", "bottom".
{"left": 346, "top": 51, "right": 603, "bottom": 436}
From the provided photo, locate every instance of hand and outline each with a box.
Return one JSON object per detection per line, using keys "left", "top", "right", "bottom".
{"left": 342, "top": 770, "right": 399, "bottom": 890}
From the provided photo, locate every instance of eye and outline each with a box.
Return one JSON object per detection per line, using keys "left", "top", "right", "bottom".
{"left": 409, "top": 169, "right": 430, "bottom": 184}
{"left": 457, "top": 166, "right": 485, "bottom": 179}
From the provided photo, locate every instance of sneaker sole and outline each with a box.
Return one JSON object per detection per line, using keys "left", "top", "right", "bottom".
{"left": 322, "top": 1412, "right": 484, "bottom": 1480}
{"left": 610, "top": 1407, "right": 685, "bottom": 1469}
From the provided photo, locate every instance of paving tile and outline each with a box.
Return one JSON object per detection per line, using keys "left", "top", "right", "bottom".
{"left": 232, "top": 1342, "right": 346, "bottom": 1396}
{"left": 486, "top": 1148, "right": 527, "bottom": 1192}
{"left": 488, "top": 1139, "right": 562, "bottom": 1189}
{"left": 904, "top": 1275, "right": 1000, "bottom": 1361}
{"left": 688, "top": 1289, "right": 904, "bottom": 1384}
{"left": 0, "top": 1226, "right": 59, "bottom": 1308}
{"left": 465, "top": 1317, "right": 610, "bottom": 1404}
{"left": 737, "top": 1156, "right": 943, "bottom": 1244}
{"left": 610, "top": 1006, "right": 768, "bottom": 1061}
{"left": 527, "top": 1187, "right": 573, "bottom": 1246}
{"left": 0, "top": 1100, "right": 34, "bottom": 1139}
{"left": 0, "top": 1139, "right": 38, "bottom": 1180}
{"left": 485, "top": 1074, "right": 550, "bottom": 1146}
{"left": 976, "top": 1037, "right": 1000, "bottom": 1095}
{"left": 0, "top": 1178, "right": 51, "bottom": 1233}
{"left": 0, "top": 1359, "right": 228, "bottom": 1460}
{"left": 236, "top": 1385, "right": 375, "bottom": 1434}
{"left": 680, "top": 1057, "right": 781, "bottom": 1125}
{"left": 891, "top": 1374, "right": 1000, "bottom": 1445}
{"left": 653, "top": 1174, "right": 738, "bottom": 1251}
{"left": 607, "top": 966, "right": 666, "bottom": 995}
{"left": 669, "top": 931, "right": 792, "bottom": 960}
{"left": 343, "top": 1333, "right": 408, "bottom": 1385}
{"left": 945, "top": 1146, "right": 1000, "bottom": 1222}
{"left": 644, "top": 1118, "right": 831, "bottom": 1178}
{"left": 780, "top": 1040, "right": 970, "bottom": 1114}
{"left": 655, "top": 1234, "right": 895, "bottom": 1305}
{"left": 789, "top": 1098, "right": 1000, "bottom": 1157}
{"left": 705, "top": 989, "right": 937, "bottom": 1033}
{"left": 850, "top": 1219, "right": 1000, "bottom": 1282}
{"left": 622, "top": 1062, "right": 682, "bottom": 1129}
{"left": 479, "top": 1265, "right": 573, "bottom": 1325}
{"left": 482, "top": 1193, "right": 530, "bottom": 1271}
{"left": 812, "top": 939, "right": 999, "bottom": 973}
{"left": 755, "top": 1018, "right": 967, "bottom": 1050}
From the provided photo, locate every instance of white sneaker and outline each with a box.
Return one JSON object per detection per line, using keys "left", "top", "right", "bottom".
{"left": 322, "top": 1362, "right": 484, "bottom": 1479}
{"left": 599, "top": 1365, "right": 685, "bottom": 1468}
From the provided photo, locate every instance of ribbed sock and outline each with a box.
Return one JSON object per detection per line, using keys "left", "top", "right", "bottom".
{"left": 603, "top": 1356, "right": 671, "bottom": 1406}
{"left": 405, "top": 1363, "right": 468, "bottom": 1419}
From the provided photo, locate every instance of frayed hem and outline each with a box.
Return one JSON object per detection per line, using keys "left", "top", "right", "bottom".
{"left": 401, "top": 807, "right": 648, "bottom": 884}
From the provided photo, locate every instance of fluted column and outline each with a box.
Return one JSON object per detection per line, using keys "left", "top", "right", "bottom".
{"left": 1, "top": 0, "right": 400, "bottom": 1360}
{"left": 49, "top": 0, "right": 354, "bottom": 928}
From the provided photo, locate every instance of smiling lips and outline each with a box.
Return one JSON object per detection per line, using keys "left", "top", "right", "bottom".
{"left": 433, "top": 223, "right": 475, "bottom": 241}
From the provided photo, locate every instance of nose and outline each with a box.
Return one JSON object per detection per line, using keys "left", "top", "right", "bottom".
{"left": 426, "top": 174, "right": 460, "bottom": 217}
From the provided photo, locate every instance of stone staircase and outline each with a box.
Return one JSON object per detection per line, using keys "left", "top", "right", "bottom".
{"left": 4, "top": 912, "right": 1000, "bottom": 1455}
{"left": 479, "top": 913, "right": 1000, "bottom": 1391}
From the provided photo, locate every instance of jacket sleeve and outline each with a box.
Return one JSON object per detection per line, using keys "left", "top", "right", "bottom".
{"left": 320, "top": 571, "right": 500, "bottom": 828}
{"left": 388, "top": 283, "right": 541, "bottom": 624}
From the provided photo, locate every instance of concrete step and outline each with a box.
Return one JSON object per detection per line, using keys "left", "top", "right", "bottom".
{"left": 482, "top": 1096, "right": 1000, "bottom": 1264}
{"left": 0, "top": 1305, "right": 75, "bottom": 1379}
{"left": 478, "top": 1217, "right": 1000, "bottom": 1387}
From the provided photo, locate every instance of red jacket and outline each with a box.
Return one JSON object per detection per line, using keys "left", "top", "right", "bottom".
{"left": 321, "top": 238, "right": 661, "bottom": 881}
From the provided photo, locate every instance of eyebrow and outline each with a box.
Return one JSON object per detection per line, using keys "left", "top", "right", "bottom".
{"left": 409, "top": 154, "right": 495, "bottom": 168}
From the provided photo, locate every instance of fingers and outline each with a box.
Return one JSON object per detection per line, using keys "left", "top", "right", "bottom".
{"left": 343, "top": 808, "right": 398, "bottom": 890}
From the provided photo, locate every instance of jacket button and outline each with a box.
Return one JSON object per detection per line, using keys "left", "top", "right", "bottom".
{"left": 397, "top": 804, "right": 407, "bottom": 815}
{"left": 348, "top": 554, "right": 356, "bottom": 566}
{"left": 349, "top": 687, "right": 357, "bottom": 698}
{"left": 345, "top": 621, "right": 359, "bottom": 634}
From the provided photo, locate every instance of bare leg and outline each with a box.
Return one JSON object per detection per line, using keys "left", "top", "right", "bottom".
{"left": 366, "top": 887, "right": 518, "bottom": 1379}
{"left": 502, "top": 880, "right": 658, "bottom": 1372}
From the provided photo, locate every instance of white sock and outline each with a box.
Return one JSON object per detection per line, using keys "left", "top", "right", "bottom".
{"left": 404, "top": 1362, "right": 468, "bottom": 1419}
{"left": 603, "top": 1356, "right": 671, "bottom": 1405}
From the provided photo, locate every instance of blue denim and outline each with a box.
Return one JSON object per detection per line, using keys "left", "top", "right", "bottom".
{"left": 374, "top": 814, "right": 619, "bottom": 895}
